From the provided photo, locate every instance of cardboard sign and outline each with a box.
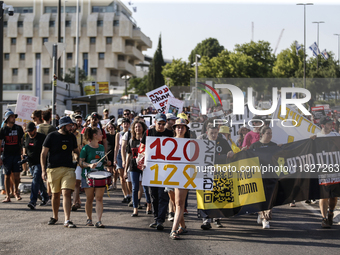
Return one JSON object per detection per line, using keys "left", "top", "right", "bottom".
{"left": 146, "top": 85, "right": 174, "bottom": 114}
{"left": 142, "top": 137, "right": 215, "bottom": 190}
{"left": 165, "top": 97, "right": 183, "bottom": 115}
{"left": 64, "top": 110, "right": 74, "bottom": 115}
{"left": 15, "top": 94, "right": 39, "bottom": 126}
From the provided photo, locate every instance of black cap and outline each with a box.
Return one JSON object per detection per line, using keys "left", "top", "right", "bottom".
{"left": 320, "top": 116, "right": 333, "bottom": 125}
{"left": 90, "top": 112, "right": 99, "bottom": 119}
{"left": 26, "top": 122, "right": 36, "bottom": 132}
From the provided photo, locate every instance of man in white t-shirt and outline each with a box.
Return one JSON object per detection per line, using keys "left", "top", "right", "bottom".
{"left": 311, "top": 116, "right": 339, "bottom": 228}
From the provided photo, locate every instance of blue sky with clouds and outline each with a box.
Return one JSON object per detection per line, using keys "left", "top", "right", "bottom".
{"left": 123, "top": 0, "right": 340, "bottom": 62}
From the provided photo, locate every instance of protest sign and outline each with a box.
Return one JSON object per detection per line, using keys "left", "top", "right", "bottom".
{"left": 197, "top": 136, "right": 340, "bottom": 218}
{"left": 64, "top": 110, "right": 74, "bottom": 115}
{"left": 146, "top": 85, "right": 174, "bottom": 114}
{"left": 15, "top": 94, "right": 39, "bottom": 126}
{"left": 142, "top": 136, "right": 215, "bottom": 190}
{"left": 165, "top": 97, "right": 183, "bottom": 115}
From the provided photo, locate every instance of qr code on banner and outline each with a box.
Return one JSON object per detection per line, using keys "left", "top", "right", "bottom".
{"left": 212, "top": 177, "right": 234, "bottom": 203}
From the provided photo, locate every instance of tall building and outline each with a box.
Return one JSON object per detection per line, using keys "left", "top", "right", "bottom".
{"left": 2, "top": 0, "right": 152, "bottom": 106}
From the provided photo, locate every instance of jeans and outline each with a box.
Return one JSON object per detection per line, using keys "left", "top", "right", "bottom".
{"left": 30, "top": 164, "right": 49, "bottom": 205}
{"left": 130, "top": 171, "right": 151, "bottom": 208}
{"left": 150, "top": 187, "right": 169, "bottom": 224}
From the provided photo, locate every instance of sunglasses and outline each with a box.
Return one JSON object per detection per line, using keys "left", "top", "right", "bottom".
{"left": 123, "top": 113, "right": 129, "bottom": 116}
{"left": 157, "top": 122, "right": 166, "bottom": 126}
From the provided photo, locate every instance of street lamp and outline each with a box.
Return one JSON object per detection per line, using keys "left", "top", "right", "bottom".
{"left": 0, "top": 2, "right": 14, "bottom": 120}
{"left": 297, "top": 3, "right": 313, "bottom": 89}
{"left": 122, "top": 75, "right": 130, "bottom": 96}
{"left": 334, "top": 34, "right": 340, "bottom": 71}
{"left": 312, "top": 21, "right": 324, "bottom": 70}
{"left": 192, "top": 54, "right": 201, "bottom": 106}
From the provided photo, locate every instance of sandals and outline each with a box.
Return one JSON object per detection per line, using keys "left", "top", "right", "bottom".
{"left": 170, "top": 231, "right": 180, "bottom": 240}
{"left": 15, "top": 194, "right": 22, "bottom": 201}
{"left": 86, "top": 219, "right": 94, "bottom": 226}
{"left": 2, "top": 197, "right": 11, "bottom": 203}
{"left": 95, "top": 221, "right": 105, "bottom": 228}
{"left": 177, "top": 226, "right": 188, "bottom": 235}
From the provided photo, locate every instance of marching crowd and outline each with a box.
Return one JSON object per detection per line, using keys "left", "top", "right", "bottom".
{"left": 0, "top": 105, "right": 339, "bottom": 240}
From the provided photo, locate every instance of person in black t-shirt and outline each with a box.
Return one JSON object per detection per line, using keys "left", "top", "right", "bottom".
{"left": 41, "top": 116, "right": 79, "bottom": 228}
{"left": 106, "top": 122, "right": 118, "bottom": 190}
{"left": 140, "top": 113, "right": 173, "bottom": 230}
{"left": 23, "top": 122, "right": 49, "bottom": 209}
{"left": 0, "top": 111, "right": 24, "bottom": 203}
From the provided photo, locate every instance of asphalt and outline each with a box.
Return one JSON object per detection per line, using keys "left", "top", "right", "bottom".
{"left": 0, "top": 175, "right": 339, "bottom": 255}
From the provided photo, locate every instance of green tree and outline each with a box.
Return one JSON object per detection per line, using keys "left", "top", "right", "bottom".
{"left": 64, "top": 67, "right": 88, "bottom": 95}
{"left": 148, "top": 34, "right": 165, "bottom": 90}
{"left": 128, "top": 75, "right": 149, "bottom": 95}
{"left": 189, "top": 38, "right": 224, "bottom": 64}
{"left": 161, "top": 58, "right": 194, "bottom": 86}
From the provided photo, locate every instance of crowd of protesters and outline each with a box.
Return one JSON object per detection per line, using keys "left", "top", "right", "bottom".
{"left": 0, "top": 104, "right": 339, "bottom": 239}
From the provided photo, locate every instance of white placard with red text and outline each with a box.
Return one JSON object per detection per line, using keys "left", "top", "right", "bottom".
{"left": 142, "top": 137, "right": 215, "bottom": 190}
{"left": 15, "top": 94, "right": 39, "bottom": 126}
{"left": 165, "top": 97, "right": 183, "bottom": 115}
{"left": 146, "top": 85, "right": 174, "bottom": 114}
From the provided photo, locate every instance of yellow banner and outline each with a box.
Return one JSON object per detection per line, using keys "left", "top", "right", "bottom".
{"left": 98, "top": 82, "right": 109, "bottom": 94}
{"left": 197, "top": 157, "right": 266, "bottom": 209}
{"left": 84, "top": 85, "right": 96, "bottom": 95}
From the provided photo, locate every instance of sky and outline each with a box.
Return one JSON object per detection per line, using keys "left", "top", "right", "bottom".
{"left": 122, "top": 0, "right": 340, "bottom": 62}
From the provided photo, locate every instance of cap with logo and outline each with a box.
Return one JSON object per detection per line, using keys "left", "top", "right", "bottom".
{"left": 90, "top": 112, "right": 99, "bottom": 119}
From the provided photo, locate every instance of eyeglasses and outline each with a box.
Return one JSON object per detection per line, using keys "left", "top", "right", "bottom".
{"left": 157, "top": 122, "right": 166, "bottom": 126}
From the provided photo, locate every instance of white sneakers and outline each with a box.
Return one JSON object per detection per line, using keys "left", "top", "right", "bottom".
{"left": 257, "top": 214, "right": 270, "bottom": 229}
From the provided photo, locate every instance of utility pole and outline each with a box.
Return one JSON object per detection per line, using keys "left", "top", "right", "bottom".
{"left": 312, "top": 21, "right": 324, "bottom": 70}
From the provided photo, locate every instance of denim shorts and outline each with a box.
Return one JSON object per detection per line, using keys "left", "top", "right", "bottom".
{"left": 81, "top": 177, "right": 90, "bottom": 189}
{"left": 116, "top": 151, "right": 123, "bottom": 169}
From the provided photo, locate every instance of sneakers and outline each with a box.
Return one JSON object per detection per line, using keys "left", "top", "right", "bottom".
{"left": 262, "top": 219, "right": 270, "bottom": 229}
{"left": 214, "top": 219, "right": 223, "bottom": 228}
{"left": 201, "top": 222, "right": 212, "bottom": 230}
{"left": 328, "top": 213, "right": 334, "bottom": 226}
{"left": 122, "top": 197, "right": 129, "bottom": 203}
{"left": 64, "top": 220, "right": 77, "bottom": 228}
{"left": 40, "top": 199, "right": 49, "bottom": 206}
{"left": 48, "top": 217, "right": 58, "bottom": 225}
{"left": 321, "top": 218, "right": 331, "bottom": 228}
{"left": 27, "top": 202, "right": 36, "bottom": 210}
{"left": 149, "top": 221, "right": 157, "bottom": 228}
{"left": 156, "top": 223, "right": 164, "bottom": 231}
{"left": 257, "top": 214, "right": 262, "bottom": 224}
{"left": 168, "top": 212, "right": 174, "bottom": 222}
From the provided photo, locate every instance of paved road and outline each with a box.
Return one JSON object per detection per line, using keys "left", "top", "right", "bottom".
{"left": 0, "top": 176, "right": 339, "bottom": 255}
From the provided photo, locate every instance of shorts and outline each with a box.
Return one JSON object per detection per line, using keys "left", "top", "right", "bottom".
{"left": 81, "top": 177, "right": 90, "bottom": 188}
{"left": 3, "top": 154, "right": 21, "bottom": 175}
{"left": 116, "top": 151, "right": 123, "bottom": 169}
{"left": 47, "top": 167, "right": 76, "bottom": 193}
{"left": 75, "top": 165, "right": 82, "bottom": 180}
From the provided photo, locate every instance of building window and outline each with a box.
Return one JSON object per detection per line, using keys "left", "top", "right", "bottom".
{"left": 67, "top": 53, "right": 73, "bottom": 60}
{"left": 65, "top": 20, "right": 71, "bottom": 27}
{"left": 61, "top": 68, "right": 63, "bottom": 76}
{"left": 4, "top": 21, "right": 7, "bottom": 27}
{"left": 12, "top": 68, "right": 18, "bottom": 76}
{"left": 110, "top": 70, "right": 117, "bottom": 76}
{"left": 49, "top": 21, "right": 55, "bottom": 27}
{"left": 43, "top": 68, "right": 49, "bottom": 75}
{"left": 20, "top": 53, "right": 25, "bottom": 60}
{"left": 99, "top": 53, "right": 105, "bottom": 59}
{"left": 43, "top": 38, "right": 48, "bottom": 44}
{"left": 11, "top": 38, "right": 16, "bottom": 45}
{"left": 45, "top": 6, "right": 57, "bottom": 13}
{"left": 4, "top": 53, "right": 10, "bottom": 60}
{"left": 118, "top": 55, "right": 125, "bottom": 61}
{"left": 106, "top": 37, "right": 112, "bottom": 44}
{"left": 113, "top": 20, "right": 119, "bottom": 26}
{"left": 64, "top": 6, "right": 80, "bottom": 13}
{"left": 14, "top": 7, "right": 34, "bottom": 14}
{"left": 97, "top": 20, "right": 103, "bottom": 27}
{"left": 3, "top": 84, "right": 32, "bottom": 90}
{"left": 18, "top": 21, "right": 23, "bottom": 27}
{"left": 36, "top": 53, "right": 41, "bottom": 59}
{"left": 91, "top": 68, "right": 97, "bottom": 76}
{"left": 90, "top": 37, "right": 96, "bottom": 44}
{"left": 44, "top": 83, "right": 52, "bottom": 90}
{"left": 83, "top": 53, "right": 88, "bottom": 59}
{"left": 27, "top": 38, "right": 33, "bottom": 45}
{"left": 74, "top": 37, "right": 77, "bottom": 44}
{"left": 28, "top": 68, "right": 33, "bottom": 75}
{"left": 60, "top": 38, "right": 64, "bottom": 43}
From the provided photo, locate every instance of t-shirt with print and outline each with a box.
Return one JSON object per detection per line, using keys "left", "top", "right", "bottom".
{"left": 0, "top": 124, "right": 24, "bottom": 155}
{"left": 43, "top": 131, "right": 78, "bottom": 168}
{"left": 24, "top": 132, "right": 46, "bottom": 166}
{"left": 80, "top": 144, "right": 105, "bottom": 178}
{"left": 242, "top": 130, "right": 260, "bottom": 149}
{"left": 127, "top": 138, "right": 142, "bottom": 173}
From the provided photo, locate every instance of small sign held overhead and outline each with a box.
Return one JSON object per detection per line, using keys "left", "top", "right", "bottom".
{"left": 44, "top": 42, "right": 65, "bottom": 59}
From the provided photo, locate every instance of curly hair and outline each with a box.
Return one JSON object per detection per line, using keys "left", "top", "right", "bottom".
{"left": 130, "top": 120, "right": 147, "bottom": 140}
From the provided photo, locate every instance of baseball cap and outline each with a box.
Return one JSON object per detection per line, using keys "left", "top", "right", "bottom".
{"left": 320, "top": 116, "right": 333, "bottom": 125}
{"left": 26, "top": 122, "right": 36, "bottom": 132}
{"left": 74, "top": 114, "right": 82, "bottom": 119}
{"left": 155, "top": 113, "right": 167, "bottom": 122}
{"left": 103, "top": 109, "right": 109, "bottom": 112}
{"left": 117, "top": 118, "right": 123, "bottom": 126}
{"left": 166, "top": 113, "right": 177, "bottom": 120}
{"left": 90, "top": 112, "right": 99, "bottom": 119}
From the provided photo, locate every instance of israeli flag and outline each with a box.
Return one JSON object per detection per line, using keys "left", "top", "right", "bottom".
{"left": 309, "top": 42, "right": 320, "bottom": 57}
{"left": 295, "top": 41, "right": 302, "bottom": 56}
{"left": 321, "top": 49, "right": 329, "bottom": 60}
